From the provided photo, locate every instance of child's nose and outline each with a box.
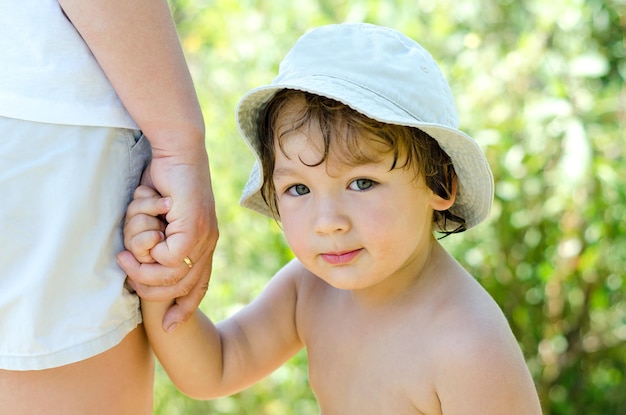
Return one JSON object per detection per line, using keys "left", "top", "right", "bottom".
{"left": 313, "top": 196, "right": 350, "bottom": 235}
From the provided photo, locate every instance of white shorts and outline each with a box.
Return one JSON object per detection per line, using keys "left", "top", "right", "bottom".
{"left": 0, "top": 117, "right": 151, "bottom": 370}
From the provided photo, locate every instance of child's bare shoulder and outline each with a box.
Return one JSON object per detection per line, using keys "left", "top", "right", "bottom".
{"left": 430, "top": 280, "right": 520, "bottom": 372}
{"left": 278, "top": 258, "right": 336, "bottom": 295}
{"left": 419, "top": 249, "right": 541, "bottom": 414}
{"left": 424, "top": 252, "right": 520, "bottom": 364}
{"left": 271, "top": 259, "right": 336, "bottom": 313}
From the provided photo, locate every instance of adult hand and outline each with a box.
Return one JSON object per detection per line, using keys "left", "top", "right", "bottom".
{"left": 118, "top": 148, "right": 219, "bottom": 333}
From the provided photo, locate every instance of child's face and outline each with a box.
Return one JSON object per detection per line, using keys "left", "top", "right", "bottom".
{"left": 272, "top": 103, "right": 453, "bottom": 295}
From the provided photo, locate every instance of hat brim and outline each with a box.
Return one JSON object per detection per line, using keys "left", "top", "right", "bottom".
{"left": 236, "top": 77, "right": 494, "bottom": 231}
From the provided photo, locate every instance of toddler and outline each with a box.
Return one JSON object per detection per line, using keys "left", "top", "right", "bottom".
{"left": 121, "top": 23, "right": 541, "bottom": 414}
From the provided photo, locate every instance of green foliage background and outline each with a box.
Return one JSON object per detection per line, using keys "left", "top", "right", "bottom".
{"left": 156, "top": 0, "right": 625, "bottom": 413}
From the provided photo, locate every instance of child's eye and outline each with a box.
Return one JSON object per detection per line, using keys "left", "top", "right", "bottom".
{"left": 287, "top": 184, "right": 310, "bottom": 196}
{"left": 348, "top": 179, "right": 375, "bottom": 191}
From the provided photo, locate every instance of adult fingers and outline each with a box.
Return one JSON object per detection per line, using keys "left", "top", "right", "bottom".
{"left": 161, "top": 253, "right": 213, "bottom": 332}
{"left": 117, "top": 249, "right": 191, "bottom": 290}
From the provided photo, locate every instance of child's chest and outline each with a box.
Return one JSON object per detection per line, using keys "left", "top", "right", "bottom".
{"left": 299, "top": 301, "right": 442, "bottom": 415}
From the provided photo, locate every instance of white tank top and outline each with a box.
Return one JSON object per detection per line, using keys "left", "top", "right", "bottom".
{"left": 0, "top": 0, "right": 138, "bottom": 129}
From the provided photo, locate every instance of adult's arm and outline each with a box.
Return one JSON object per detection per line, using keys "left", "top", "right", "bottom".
{"left": 59, "top": 0, "right": 219, "bottom": 331}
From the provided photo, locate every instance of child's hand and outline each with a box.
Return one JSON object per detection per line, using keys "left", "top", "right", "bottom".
{"left": 123, "top": 185, "right": 171, "bottom": 264}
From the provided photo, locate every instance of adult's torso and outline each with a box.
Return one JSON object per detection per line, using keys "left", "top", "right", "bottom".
{"left": 0, "top": 0, "right": 137, "bottom": 129}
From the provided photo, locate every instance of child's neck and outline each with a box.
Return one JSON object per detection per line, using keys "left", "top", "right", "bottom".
{"left": 348, "top": 238, "right": 441, "bottom": 309}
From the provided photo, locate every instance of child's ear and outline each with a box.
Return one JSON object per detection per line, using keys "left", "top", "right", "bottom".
{"left": 430, "top": 178, "right": 457, "bottom": 211}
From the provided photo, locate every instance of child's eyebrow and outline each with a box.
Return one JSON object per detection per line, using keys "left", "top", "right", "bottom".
{"left": 272, "top": 167, "right": 298, "bottom": 180}
{"left": 273, "top": 160, "right": 392, "bottom": 182}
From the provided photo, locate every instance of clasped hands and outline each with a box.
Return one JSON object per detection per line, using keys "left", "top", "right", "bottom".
{"left": 117, "top": 157, "right": 218, "bottom": 333}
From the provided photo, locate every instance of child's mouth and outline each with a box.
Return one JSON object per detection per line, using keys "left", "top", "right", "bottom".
{"left": 320, "top": 249, "right": 362, "bottom": 265}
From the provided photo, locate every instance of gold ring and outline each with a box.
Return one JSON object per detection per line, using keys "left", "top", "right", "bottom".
{"left": 183, "top": 256, "right": 194, "bottom": 268}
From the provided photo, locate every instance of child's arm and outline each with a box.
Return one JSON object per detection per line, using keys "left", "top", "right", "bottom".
{"left": 139, "top": 268, "right": 304, "bottom": 399}
{"left": 123, "top": 188, "right": 304, "bottom": 398}
{"left": 59, "top": 0, "right": 218, "bottom": 332}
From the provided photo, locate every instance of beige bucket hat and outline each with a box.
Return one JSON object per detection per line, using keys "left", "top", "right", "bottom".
{"left": 236, "top": 23, "right": 494, "bottom": 231}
